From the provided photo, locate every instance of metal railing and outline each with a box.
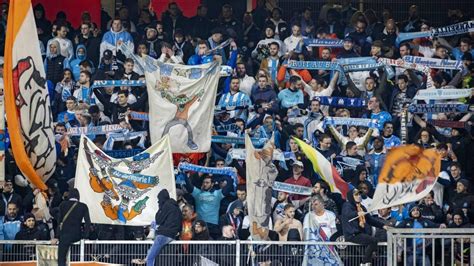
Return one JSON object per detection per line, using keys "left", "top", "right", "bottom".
{"left": 0, "top": 239, "right": 386, "bottom": 265}
{"left": 386, "top": 228, "right": 474, "bottom": 266}
{"left": 2, "top": 229, "right": 474, "bottom": 266}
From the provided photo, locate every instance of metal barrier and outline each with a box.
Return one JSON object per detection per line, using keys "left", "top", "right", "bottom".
{"left": 0, "top": 239, "right": 387, "bottom": 265}
{"left": 386, "top": 228, "right": 474, "bottom": 266}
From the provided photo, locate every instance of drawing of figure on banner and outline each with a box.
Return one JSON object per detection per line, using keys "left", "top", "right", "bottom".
{"left": 156, "top": 76, "right": 203, "bottom": 150}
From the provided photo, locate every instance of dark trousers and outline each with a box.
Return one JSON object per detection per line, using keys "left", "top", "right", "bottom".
{"left": 58, "top": 237, "right": 77, "bottom": 266}
{"left": 347, "top": 233, "right": 380, "bottom": 263}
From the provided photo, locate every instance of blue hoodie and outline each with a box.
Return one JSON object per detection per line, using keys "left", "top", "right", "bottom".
{"left": 69, "top": 45, "right": 95, "bottom": 81}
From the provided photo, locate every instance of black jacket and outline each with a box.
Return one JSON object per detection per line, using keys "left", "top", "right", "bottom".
{"left": 155, "top": 190, "right": 182, "bottom": 239}
{"left": 57, "top": 199, "right": 91, "bottom": 241}
{"left": 341, "top": 189, "right": 385, "bottom": 238}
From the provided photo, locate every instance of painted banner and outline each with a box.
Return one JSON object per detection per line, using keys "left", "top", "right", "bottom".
{"left": 75, "top": 135, "right": 175, "bottom": 225}
{"left": 246, "top": 135, "right": 278, "bottom": 239}
{"left": 145, "top": 60, "right": 221, "bottom": 153}
{"left": 4, "top": 0, "right": 56, "bottom": 190}
{"left": 368, "top": 145, "right": 441, "bottom": 212}
{"left": 414, "top": 88, "right": 473, "bottom": 100}
{"left": 272, "top": 181, "right": 312, "bottom": 195}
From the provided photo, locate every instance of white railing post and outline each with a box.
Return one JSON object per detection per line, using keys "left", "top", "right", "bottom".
{"left": 80, "top": 239, "right": 85, "bottom": 262}
{"left": 386, "top": 229, "right": 393, "bottom": 266}
{"left": 236, "top": 239, "right": 240, "bottom": 266}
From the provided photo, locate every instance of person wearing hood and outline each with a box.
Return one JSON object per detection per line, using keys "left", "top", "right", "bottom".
{"left": 341, "top": 189, "right": 389, "bottom": 265}
{"left": 395, "top": 204, "right": 446, "bottom": 266}
{"left": 173, "top": 29, "right": 194, "bottom": 64}
{"left": 56, "top": 189, "right": 90, "bottom": 266}
{"left": 219, "top": 200, "right": 244, "bottom": 238}
{"left": 44, "top": 39, "right": 67, "bottom": 85}
{"left": 69, "top": 45, "right": 95, "bottom": 81}
{"left": 143, "top": 24, "right": 162, "bottom": 59}
{"left": 100, "top": 18, "right": 134, "bottom": 62}
{"left": 15, "top": 213, "right": 49, "bottom": 241}
{"left": 145, "top": 189, "right": 182, "bottom": 266}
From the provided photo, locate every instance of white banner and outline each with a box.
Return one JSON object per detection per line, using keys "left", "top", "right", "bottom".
{"left": 146, "top": 61, "right": 221, "bottom": 153}
{"left": 245, "top": 135, "right": 277, "bottom": 238}
{"left": 75, "top": 134, "right": 175, "bottom": 225}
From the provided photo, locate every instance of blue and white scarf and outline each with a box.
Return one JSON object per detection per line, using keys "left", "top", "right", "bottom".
{"left": 129, "top": 111, "right": 149, "bottom": 121}
{"left": 178, "top": 162, "right": 238, "bottom": 191}
{"left": 314, "top": 96, "right": 367, "bottom": 108}
{"left": 397, "top": 20, "right": 474, "bottom": 44}
{"left": 414, "top": 88, "right": 473, "bottom": 100}
{"left": 408, "top": 104, "right": 469, "bottom": 113}
{"left": 323, "top": 117, "right": 379, "bottom": 129}
{"left": 303, "top": 38, "right": 344, "bottom": 47}
{"left": 211, "top": 135, "right": 267, "bottom": 147}
{"left": 272, "top": 181, "right": 313, "bottom": 195}
{"left": 105, "top": 149, "right": 144, "bottom": 158}
{"left": 91, "top": 79, "right": 146, "bottom": 89}
{"left": 403, "top": 56, "right": 463, "bottom": 70}
{"left": 67, "top": 124, "right": 123, "bottom": 136}
{"left": 103, "top": 131, "right": 147, "bottom": 151}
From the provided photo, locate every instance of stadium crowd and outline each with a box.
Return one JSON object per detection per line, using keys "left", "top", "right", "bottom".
{"left": 0, "top": 0, "right": 473, "bottom": 265}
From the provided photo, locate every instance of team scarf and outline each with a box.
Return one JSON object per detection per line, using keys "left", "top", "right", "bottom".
{"left": 396, "top": 20, "right": 474, "bottom": 44}
{"left": 338, "top": 57, "right": 395, "bottom": 79}
{"left": 323, "top": 117, "right": 379, "bottom": 129}
{"left": 215, "top": 124, "right": 240, "bottom": 133}
{"left": 104, "top": 149, "right": 144, "bottom": 158}
{"left": 103, "top": 131, "right": 147, "bottom": 151}
{"left": 378, "top": 57, "right": 434, "bottom": 89}
{"left": 67, "top": 124, "right": 124, "bottom": 136}
{"left": 211, "top": 135, "right": 267, "bottom": 147}
{"left": 303, "top": 38, "right": 344, "bottom": 47}
{"left": 429, "top": 120, "right": 467, "bottom": 129}
{"left": 414, "top": 88, "right": 473, "bottom": 100}
{"left": 408, "top": 104, "right": 470, "bottom": 113}
{"left": 178, "top": 162, "right": 238, "bottom": 191}
{"left": 90, "top": 79, "right": 146, "bottom": 89}
{"left": 287, "top": 60, "right": 348, "bottom": 85}
{"left": 314, "top": 96, "right": 367, "bottom": 108}
{"left": 272, "top": 181, "right": 313, "bottom": 195}
{"left": 402, "top": 56, "right": 463, "bottom": 70}
{"left": 225, "top": 148, "right": 295, "bottom": 169}
{"left": 129, "top": 111, "right": 149, "bottom": 121}
{"left": 205, "top": 38, "right": 233, "bottom": 56}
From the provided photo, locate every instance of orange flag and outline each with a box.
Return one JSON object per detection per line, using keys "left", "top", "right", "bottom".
{"left": 4, "top": 0, "right": 56, "bottom": 190}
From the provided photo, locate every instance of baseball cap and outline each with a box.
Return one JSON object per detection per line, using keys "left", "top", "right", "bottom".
{"left": 293, "top": 160, "right": 304, "bottom": 168}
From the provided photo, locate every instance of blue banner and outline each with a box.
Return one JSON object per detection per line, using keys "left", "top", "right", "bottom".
{"left": 314, "top": 96, "right": 367, "bottom": 108}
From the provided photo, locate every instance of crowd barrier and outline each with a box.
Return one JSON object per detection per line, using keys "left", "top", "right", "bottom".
{"left": 1, "top": 229, "right": 474, "bottom": 265}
